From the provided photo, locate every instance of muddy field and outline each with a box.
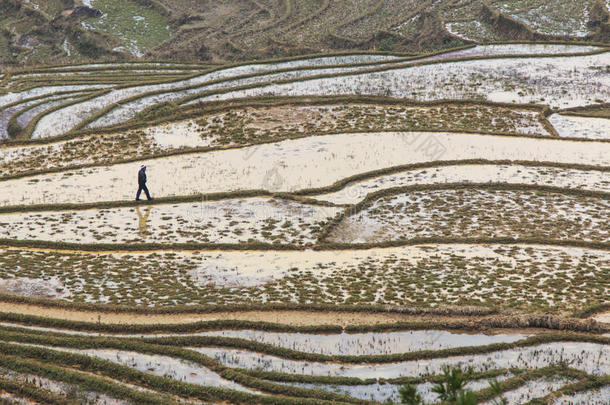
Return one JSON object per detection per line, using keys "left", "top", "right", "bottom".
{"left": 0, "top": 45, "right": 608, "bottom": 403}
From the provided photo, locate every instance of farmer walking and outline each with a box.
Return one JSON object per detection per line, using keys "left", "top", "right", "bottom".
{"left": 136, "top": 165, "right": 153, "bottom": 201}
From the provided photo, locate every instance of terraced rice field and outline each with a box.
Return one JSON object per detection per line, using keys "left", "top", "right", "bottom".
{"left": 0, "top": 46, "right": 608, "bottom": 403}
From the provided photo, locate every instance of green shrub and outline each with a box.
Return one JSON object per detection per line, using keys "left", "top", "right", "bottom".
{"left": 378, "top": 38, "right": 394, "bottom": 52}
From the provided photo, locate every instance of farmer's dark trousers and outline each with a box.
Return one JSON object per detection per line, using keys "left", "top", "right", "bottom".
{"left": 136, "top": 184, "right": 152, "bottom": 200}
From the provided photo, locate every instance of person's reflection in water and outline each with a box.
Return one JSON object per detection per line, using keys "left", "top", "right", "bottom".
{"left": 136, "top": 206, "right": 151, "bottom": 238}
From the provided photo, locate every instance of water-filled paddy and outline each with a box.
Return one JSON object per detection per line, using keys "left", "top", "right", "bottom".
{"left": 2, "top": 132, "right": 609, "bottom": 207}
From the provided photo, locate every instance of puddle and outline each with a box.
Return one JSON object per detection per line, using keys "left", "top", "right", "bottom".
{"left": 0, "top": 243, "right": 606, "bottom": 307}
{"left": 0, "top": 277, "right": 71, "bottom": 299}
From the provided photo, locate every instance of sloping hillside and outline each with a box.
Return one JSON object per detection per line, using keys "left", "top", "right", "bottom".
{"left": 2, "top": 0, "right": 610, "bottom": 66}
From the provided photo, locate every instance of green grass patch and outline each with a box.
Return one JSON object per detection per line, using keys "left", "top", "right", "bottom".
{"left": 83, "top": 0, "right": 171, "bottom": 57}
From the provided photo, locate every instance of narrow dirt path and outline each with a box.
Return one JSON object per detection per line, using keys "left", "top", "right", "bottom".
{"left": 0, "top": 302, "right": 478, "bottom": 326}
{"left": 0, "top": 301, "right": 606, "bottom": 330}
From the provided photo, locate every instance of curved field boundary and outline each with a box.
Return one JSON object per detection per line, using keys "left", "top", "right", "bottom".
{"left": 0, "top": 48, "right": 411, "bottom": 96}
{"left": 5, "top": 74, "right": 207, "bottom": 86}
{"left": 278, "top": 0, "right": 331, "bottom": 34}
{"left": 7, "top": 134, "right": 604, "bottom": 181}
{"left": 482, "top": 39, "right": 610, "bottom": 47}
{"left": 177, "top": 49, "right": 610, "bottom": 106}
{"left": 573, "top": 302, "right": 610, "bottom": 318}
{"left": 6, "top": 63, "right": 211, "bottom": 74}
{"left": 119, "top": 96, "right": 559, "bottom": 139}
{"left": 9, "top": 74, "right": 198, "bottom": 86}
{"left": 60, "top": 54, "right": 435, "bottom": 135}
{"left": 558, "top": 102, "right": 610, "bottom": 118}
{"left": 8, "top": 45, "right": 605, "bottom": 140}
{"left": 468, "top": 368, "right": 593, "bottom": 404}
{"left": 64, "top": 51, "right": 453, "bottom": 135}
{"left": 0, "top": 91, "right": 95, "bottom": 139}
{"left": 0, "top": 77, "right": 152, "bottom": 96}
{"left": 0, "top": 179, "right": 606, "bottom": 214}
{"left": 19, "top": 89, "right": 111, "bottom": 140}
{"left": 479, "top": 1, "right": 592, "bottom": 42}
{"left": 239, "top": 367, "right": 511, "bottom": 386}
{"left": 172, "top": 48, "right": 610, "bottom": 105}
{"left": 140, "top": 334, "right": 610, "bottom": 364}
{"left": 290, "top": 158, "right": 610, "bottom": 195}
{"left": 0, "top": 340, "right": 369, "bottom": 404}
{"left": 3, "top": 106, "right": 608, "bottom": 182}
{"left": 327, "top": 0, "right": 385, "bottom": 46}
{"left": 2, "top": 94, "right": 554, "bottom": 146}
{"left": 0, "top": 159, "right": 608, "bottom": 210}
{"left": 0, "top": 188, "right": 336, "bottom": 213}
{"left": 0, "top": 353, "right": 206, "bottom": 405}
{"left": 0, "top": 346, "right": 349, "bottom": 405}
{"left": 241, "top": 367, "right": 591, "bottom": 401}
{"left": 0, "top": 374, "right": 75, "bottom": 405}
{"left": 2, "top": 328, "right": 609, "bottom": 367}
{"left": 315, "top": 182, "right": 610, "bottom": 235}
{"left": 531, "top": 378, "right": 610, "bottom": 405}
{"left": 34, "top": 61, "right": 218, "bottom": 70}
{"left": 316, "top": 184, "right": 610, "bottom": 245}
{"left": 231, "top": 0, "right": 293, "bottom": 41}
{"left": 333, "top": 0, "right": 435, "bottom": 46}
{"left": 441, "top": 12, "right": 480, "bottom": 43}
{"left": 1, "top": 329, "right": 608, "bottom": 369}
{"left": 12, "top": 39, "right": 606, "bottom": 77}
{"left": 0, "top": 355, "right": 174, "bottom": 405}
{"left": 5, "top": 72, "right": 192, "bottom": 82}
{"left": 7, "top": 93, "right": 92, "bottom": 140}
{"left": 231, "top": 0, "right": 277, "bottom": 35}
{"left": 0, "top": 80, "right": 139, "bottom": 95}
{"left": 0, "top": 90, "right": 90, "bottom": 114}
{"left": 31, "top": 46, "right": 608, "bottom": 139}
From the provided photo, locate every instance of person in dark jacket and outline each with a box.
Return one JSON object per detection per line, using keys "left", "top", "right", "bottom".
{"left": 136, "top": 165, "right": 153, "bottom": 201}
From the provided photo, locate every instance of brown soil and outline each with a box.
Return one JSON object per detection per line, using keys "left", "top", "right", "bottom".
{"left": 0, "top": 301, "right": 477, "bottom": 326}
{"left": 593, "top": 311, "right": 610, "bottom": 324}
